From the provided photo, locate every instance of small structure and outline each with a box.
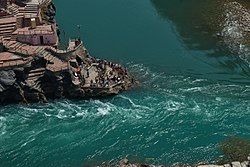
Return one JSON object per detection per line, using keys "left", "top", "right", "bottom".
{"left": 12, "top": 24, "right": 58, "bottom": 45}
{"left": 17, "top": 3, "right": 42, "bottom": 28}
{"left": 0, "top": 16, "right": 17, "bottom": 40}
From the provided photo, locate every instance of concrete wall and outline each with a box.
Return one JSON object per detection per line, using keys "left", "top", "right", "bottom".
{"left": 17, "top": 33, "right": 57, "bottom": 46}
{"left": 23, "top": 17, "right": 41, "bottom": 28}
{"left": 48, "top": 42, "right": 87, "bottom": 61}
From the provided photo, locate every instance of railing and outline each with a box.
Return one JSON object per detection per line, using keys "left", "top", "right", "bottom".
{"left": 47, "top": 65, "right": 68, "bottom": 72}
{"left": 20, "top": 13, "right": 38, "bottom": 18}
{"left": 46, "top": 46, "right": 71, "bottom": 54}
{"left": 17, "top": 29, "right": 53, "bottom": 35}
{"left": 46, "top": 41, "right": 83, "bottom": 54}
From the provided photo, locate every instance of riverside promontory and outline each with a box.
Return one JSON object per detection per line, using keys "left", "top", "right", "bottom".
{"left": 0, "top": 0, "right": 136, "bottom": 104}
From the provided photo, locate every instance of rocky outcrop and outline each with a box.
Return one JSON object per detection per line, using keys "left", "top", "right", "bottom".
{"left": 104, "top": 156, "right": 250, "bottom": 167}
{"left": 197, "top": 156, "right": 250, "bottom": 167}
{"left": 118, "top": 158, "right": 163, "bottom": 167}
{"left": 42, "top": 2, "right": 56, "bottom": 23}
{"left": 0, "top": 1, "right": 136, "bottom": 105}
{"left": 0, "top": 51, "right": 136, "bottom": 104}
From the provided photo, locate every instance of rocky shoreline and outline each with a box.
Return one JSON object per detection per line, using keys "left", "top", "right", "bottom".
{"left": 0, "top": 50, "right": 136, "bottom": 104}
{"left": 102, "top": 156, "right": 250, "bottom": 167}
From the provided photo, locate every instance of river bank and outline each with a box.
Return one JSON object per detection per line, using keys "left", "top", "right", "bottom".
{"left": 114, "top": 157, "right": 250, "bottom": 167}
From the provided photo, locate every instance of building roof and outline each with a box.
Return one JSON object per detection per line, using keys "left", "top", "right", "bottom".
{"left": 0, "top": 52, "right": 20, "bottom": 61}
{"left": 13, "top": 25, "right": 54, "bottom": 35}
{"left": 0, "top": 16, "right": 16, "bottom": 24}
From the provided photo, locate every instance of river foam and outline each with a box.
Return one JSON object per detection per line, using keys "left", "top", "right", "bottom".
{"left": 0, "top": 63, "right": 249, "bottom": 166}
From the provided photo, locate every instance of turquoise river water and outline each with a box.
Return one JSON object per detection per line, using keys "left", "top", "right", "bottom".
{"left": 0, "top": 0, "right": 250, "bottom": 166}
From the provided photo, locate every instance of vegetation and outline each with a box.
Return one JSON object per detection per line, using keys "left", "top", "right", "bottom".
{"left": 218, "top": 137, "right": 250, "bottom": 163}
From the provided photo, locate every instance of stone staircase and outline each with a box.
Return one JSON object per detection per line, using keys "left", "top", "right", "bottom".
{"left": 7, "top": 4, "right": 19, "bottom": 16}
{"left": 26, "top": 68, "right": 46, "bottom": 91}
{"left": 0, "top": 17, "right": 16, "bottom": 40}
{"left": 38, "top": 49, "right": 68, "bottom": 72}
{"left": 10, "top": 33, "right": 17, "bottom": 41}
{"left": 25, "top": 3, "right": 39, "bottom": 14}
{"left": 3, "top": 40, "right": 31, "bottom": 55}
{"left": 2, "top": 38, "right": 68, "bottom": 72}
{"left": 18, "top": 3, "right": 39, "bottom": 17}
{"left": 3, "top": 40, "right": 46, "bottom": 56}
{"left": 3, "top": 39, "right": 68, "bottom": 72}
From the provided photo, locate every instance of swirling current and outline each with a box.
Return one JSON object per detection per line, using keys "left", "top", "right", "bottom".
{"left": 0, "top": 63, "right": 249, "bottom": 166}
{"left": 1, "top": 0, "right": 250, "bottom": 166}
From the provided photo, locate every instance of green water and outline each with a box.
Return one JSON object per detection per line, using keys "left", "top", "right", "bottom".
{"left": 0, "top": 0, "right": 250, "bottom": 166}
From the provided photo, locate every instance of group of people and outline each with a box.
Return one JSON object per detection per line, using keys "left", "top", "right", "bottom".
{"left": 88, "top": 59, "right": 129, "bottom": 88}
{"left": 69, "top": 55, "right": 129, "bottom": 89}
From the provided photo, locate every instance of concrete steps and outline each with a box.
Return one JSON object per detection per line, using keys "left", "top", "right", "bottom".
{"left": 34, "top": 46, "right": 45, "bottom": 53}
{"left": 0, "top": 23, "right": 16, "bottom": 29}
{"left": 38, "top": 50, "right": 68, "bottom": 72}
{"left": 39, "top": 50, "right": 62, "bottom": 63}
{"left": 4, "top": 40, "right": 30, "bottom": 55}
{"left": 7, "top": 40, "right": 26, "bottom": 50}
{"left": 0, "top": 17, "right": 16, "bottom": 41}
{"left": 28, "top": 68, "right": 45, "bottom": 74}
{"left": 26, "top": 68, "right": 45, "bottom": 91}
{"left": 18, "top": 3, "right": 39, "bottom": 16}
{"left": 7, "top": 4, "right": 19, "bottom": 16}
{"left": 10, "top": 34, "right": 17, "bottom": 41}
{"left": 27, "top": 79, "right": 42, "bottom": 91}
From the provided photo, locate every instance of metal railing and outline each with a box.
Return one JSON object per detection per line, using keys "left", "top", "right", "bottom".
{"left": 17, "top": 29, "right": 53, "bottom": 35}
{"left": 46, "top": 41, "right": 83, "bottom": 54}
{"left": 47, "top": 65, "right": 68, "bottom": 72}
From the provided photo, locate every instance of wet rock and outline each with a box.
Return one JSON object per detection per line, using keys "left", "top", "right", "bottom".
{"left": 241, "top": 161, "right": 248, "bottom": 167}
{"left": 197, "top": 165, "right": 223, "bottom": 167}
{"left": 223, "top": 164, "right": 232, "bottom": 167}
{"left": 120, "top": 158, "right": 129, "bottom": 166}
{"left": 0, "top": 53, "right": 135, "bottom": 104}
{"left": 231, "top": 162, "right": 241, "bottom": 167}
{"left": 44, "top": 2, "right": 56, "bottom": 23}
{"left": 0, "top": 70, "right": 16, "bottom": 86}
{"left": 223, "top": 164, "right": 231, "bottom": 167}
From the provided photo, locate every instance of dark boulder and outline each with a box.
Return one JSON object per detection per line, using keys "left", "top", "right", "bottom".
{"left": 0, "top": 70, "right": 16, "bottom": 86}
